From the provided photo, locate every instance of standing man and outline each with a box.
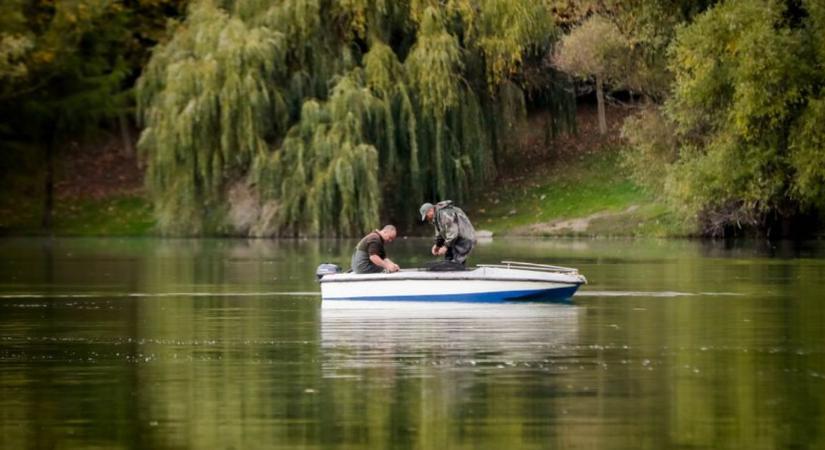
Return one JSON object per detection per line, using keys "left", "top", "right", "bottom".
{"left": 419, "top": 200, "right": 476, "bottom": 265}
{"left": 351, "top": 225, "right": 400, "bottom": 274}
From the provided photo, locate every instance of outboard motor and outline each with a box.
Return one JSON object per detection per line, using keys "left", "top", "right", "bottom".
{"left": 315, "top": 263, "right": 342, "bottom": 281}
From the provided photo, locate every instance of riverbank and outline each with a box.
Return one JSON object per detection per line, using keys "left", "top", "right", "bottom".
{"left": 0, "top": 104, "right": 689, "bottom": 238}
{"left": 468, "top": 152, "right": 689, "bottom": 237}
{"left": 0, "top": 133, "right": 154, "bottom": 236}
{"left": 466, "top": 104, "right": 691, "bottom": 237}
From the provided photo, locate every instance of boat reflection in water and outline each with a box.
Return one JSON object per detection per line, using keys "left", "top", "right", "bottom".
{"left": 318, "top": 300, "right": 585, "bottom": 448}
{"left": 320, "top": 299, "right": 580, "bottom": 374}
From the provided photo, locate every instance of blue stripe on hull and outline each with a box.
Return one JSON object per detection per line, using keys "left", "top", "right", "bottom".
{"left": 323, "top": 286, "right": 580, "bottom": 303}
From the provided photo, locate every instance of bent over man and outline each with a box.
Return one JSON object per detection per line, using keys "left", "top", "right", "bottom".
{"left": 351, "top": 225, "right": 400, "bottom": 274}
{"left": 419, "top": 200, "right": 476, "bottom": 265}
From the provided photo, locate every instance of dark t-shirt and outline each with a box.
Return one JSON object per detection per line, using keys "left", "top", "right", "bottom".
{"left": 356, "top": 231, "right": 385, "bottom": 258}
{"left": 351, "top": 231, "right": 385, "bottom": 273}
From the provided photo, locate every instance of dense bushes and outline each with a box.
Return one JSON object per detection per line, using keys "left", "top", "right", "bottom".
{"left": 622, "top": 0, "right": 825, "bottom": 236}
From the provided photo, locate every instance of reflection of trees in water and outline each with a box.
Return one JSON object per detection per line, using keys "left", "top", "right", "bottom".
{"left": 134, "top": 238, "right": 325, "bottom": 449}
{"left": 133, "top": 296, "right": 323, "bottom": 449}
{"left": 318, "top": 302, "right": 582, "bottom": 448}
{"left": 0, "top": 240, "right": 146, "bottom": 449}
{"left": 0, "top": 238, "right": 330, "bottom": 449}
{"left": 1, "top": 238, "right": 824, "bottom": 448}
{"left": 139, "top": 238, "right": 355, "bottom": 293}
{"left": 577, "top": 272, "right": 825, "bottom": 449}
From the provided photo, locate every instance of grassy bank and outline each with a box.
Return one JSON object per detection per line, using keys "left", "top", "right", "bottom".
{"left": 0, "top": 194, "right": 154, "bottom": 237}
{"left": 467, "top": 147, "right": 692, "bottom": 238}
{"left": 1, "top": 152, "right": 688, "bottom": 238}
{"left": 0, "top": 133, "right": 155, "bottom": 237}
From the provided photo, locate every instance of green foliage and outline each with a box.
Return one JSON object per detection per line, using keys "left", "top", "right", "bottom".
{"left": 548, "top": 0, "right": 715, "bottom": 100}
{"left": 0, "top": 0, "right": 185, "bottom": 231}
{"left": 138, "top": 0, "right": 574, "bottom": 236}
{"left": 1, "top": 0, "right": 184, "bottom": 130}
{"left": 620, "top": 108, "right": 677, "bottom": 192}
{"left": 469, "top": 0, "right": 555, "bottom": 88}
{"left": 621, "top": 0, "right": 825, "bottom": 236}
{"left": 789, "top": 0, "right": 825, "bottom": 209}
{"left": 668, "top": 1, "right": 807, "bottom": 139}
{"left": 404, "top": 7, "right": 463, "bottom": 119}
{"left": 553, "top": 15, "right": 629, "bottom": 82}
{"left": 402, "top": 7, "right": 465, "bottom": 199}
{"left": 491, "top": 80, "right": 527, "bottom": 166}
{"left": 810, "top": 0, "right": 825, "bottom": 62}
{"left": 0, "top": 34, "right": 31, "bottom": 83}
{"left": 554, "top": 14, "right": 629, "bottom": 134}
{"left": 0, "top": 1, "right": 130, "bottom": 131}
{"left": 253, "top": 72, "right": 381, "bottom": 236}
{"left": 137, "top": 1, "right": 288, "bottom": 233}
{"left": 597, "top": 0, "right": 716, "bottom": 100}
{"left": 790, "top": 96, "right": 825, "bottom": 208}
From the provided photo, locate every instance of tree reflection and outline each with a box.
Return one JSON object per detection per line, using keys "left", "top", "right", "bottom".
{"left": 0, "top": 238, "right": 823, "bottom": 449}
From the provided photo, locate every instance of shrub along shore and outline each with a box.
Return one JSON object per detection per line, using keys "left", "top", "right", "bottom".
{"left": 0, "top": 105, "right": 687, "bottom": 238}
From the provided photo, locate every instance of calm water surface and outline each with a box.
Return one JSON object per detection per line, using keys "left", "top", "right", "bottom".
{"left": 0, "top": 237, "right": 823, "bottom": 449}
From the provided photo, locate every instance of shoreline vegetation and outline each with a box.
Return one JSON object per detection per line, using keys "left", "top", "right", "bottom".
{"left": 0, "top": 104, "right": 690, "bottom": 238}
{"left": 468, "top": 103, "right": 692, "bottom": 238}
{"left": 2, "top": 1, "right": 824, "bottom": 240}
{"left": 0, "top": 102, "right": 821, "bottom": 240}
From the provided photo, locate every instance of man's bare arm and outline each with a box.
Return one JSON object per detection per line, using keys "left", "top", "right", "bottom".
{"left": 370, "top": 254, "right": 399, "bottom": 272}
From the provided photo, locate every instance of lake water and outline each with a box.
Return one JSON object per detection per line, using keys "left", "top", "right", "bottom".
{"left": 0, "top": 237, "right": 823, "bottom": 449}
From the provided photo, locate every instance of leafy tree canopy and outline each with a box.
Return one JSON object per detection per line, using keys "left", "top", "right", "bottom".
{"left": 553, "top": 15, "right": 628, "bottom": 82}
{"left": 0, "top": 0, "right": 184, "bottom": 135}
{"left": 138, "top": 0, "right": 575, "bottom": 236}
{"left": 624, "top": 0, "right": 825, "bottom": 236}
{"left": 553, "top": 15, "right": 628, "bottom": 134}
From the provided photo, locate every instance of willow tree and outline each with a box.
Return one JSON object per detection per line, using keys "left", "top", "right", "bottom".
{"left": 252, "top": 71, "right": 382, "bottom": 236}
{"left": 137, "top": 2, "right": 289, "bottom": 233}
{"left": 138, "top": 0, "right": 575, "bottom": 236}
{"left": 404, "top": 7, "right": 463, "bottom": 199}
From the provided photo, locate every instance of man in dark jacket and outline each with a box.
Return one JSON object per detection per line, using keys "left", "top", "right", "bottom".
{"left": 419, "top": 200, "right": 476, "bottom": 265}
{"left": 351, "top": 225, "right": 400, "bottom": 274}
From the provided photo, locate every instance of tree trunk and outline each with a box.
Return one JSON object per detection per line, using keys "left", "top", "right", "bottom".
{"left": 544, "top": 110, "right": 553, "bottom": 150}
{"left": 119, "top": 113, "right": 134, "bottom": 157}
{"left": 41, "top": 133, "right": 55, "bottom": 231}
{"left": 596, "top": 74, "right": 607, "bottom": 135}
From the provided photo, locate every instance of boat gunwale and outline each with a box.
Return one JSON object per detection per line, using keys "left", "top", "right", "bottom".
{"left": 319, "top": 275, "right": 585, "bottom": 285}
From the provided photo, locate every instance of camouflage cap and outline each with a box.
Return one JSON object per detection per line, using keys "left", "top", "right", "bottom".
{"left": 419, "top": 202, "right": 434, "bottom": 221}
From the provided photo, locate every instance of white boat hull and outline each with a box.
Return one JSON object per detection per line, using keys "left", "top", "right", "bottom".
{"left": 320, "top": 266, "right": 586, "bottom": 302}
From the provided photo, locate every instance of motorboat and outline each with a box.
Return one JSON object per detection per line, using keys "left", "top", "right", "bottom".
{"left": 317, "top": 261, "right": 587, "bottom": 302}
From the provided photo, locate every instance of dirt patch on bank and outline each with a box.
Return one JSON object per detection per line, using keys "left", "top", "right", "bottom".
{"left": 511, "top": 205, "right": 640, "bottom": 236}
{"left": 497, "top": 102, "right": 634, "bottom": 180}
{"left": 55, "top": 132, "right": 144, "bottom": 200}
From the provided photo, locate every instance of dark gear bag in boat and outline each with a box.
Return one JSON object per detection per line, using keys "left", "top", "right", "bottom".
{"left": 424, "top": 260, "right": 467, "bottom": 272}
